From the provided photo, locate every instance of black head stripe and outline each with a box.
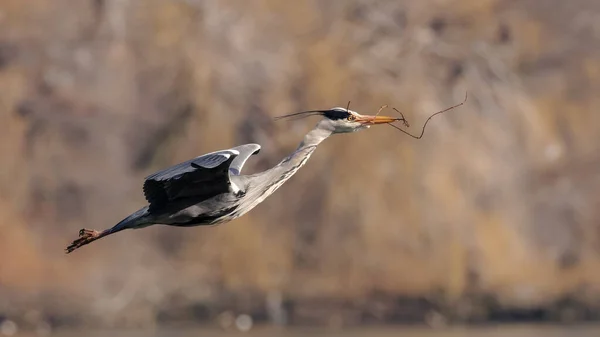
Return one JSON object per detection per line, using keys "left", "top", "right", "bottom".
{"left": 323, "top": 108, "right": 350, "bottom": 120}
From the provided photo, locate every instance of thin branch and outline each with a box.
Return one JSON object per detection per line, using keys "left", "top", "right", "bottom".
{"left": 387, "top": 91, "right": 468, "bottom": 139}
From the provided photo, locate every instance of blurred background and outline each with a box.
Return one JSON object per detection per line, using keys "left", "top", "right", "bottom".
{"left": 1, "top": 0, "right": 600, "bottom": 336}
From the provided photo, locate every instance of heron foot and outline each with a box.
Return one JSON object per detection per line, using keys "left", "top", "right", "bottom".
{"left": 65, "top": 228, "right": 101, "bottom": 254}
{"left": 79, "top": 228, "right": 99, "bottom": 237}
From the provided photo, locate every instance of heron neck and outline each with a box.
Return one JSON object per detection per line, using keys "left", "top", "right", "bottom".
{"left": 248, "top": 126, "right": 331, "bottom": 193}
{"left": 281, "top": 127, "right": 332, "bottom": 167}
{"left": 233, "top": 126, "right": 331, "bottom": 218}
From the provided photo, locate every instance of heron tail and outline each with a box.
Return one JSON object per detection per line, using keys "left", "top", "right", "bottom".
{"left": 65, "top": 206, "right": 150, "bottom": 254}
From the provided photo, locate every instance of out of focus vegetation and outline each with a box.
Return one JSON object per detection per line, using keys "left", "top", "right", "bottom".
{"left": 1, "top": 0, "right": 600, "bottom": 332}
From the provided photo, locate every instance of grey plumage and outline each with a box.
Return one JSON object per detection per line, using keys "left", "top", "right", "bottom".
{"left": 65, "top": 107, "right": 404, "bottom": 253}
{"left": 142, "top": 144, "right": 260, "bottom": 211}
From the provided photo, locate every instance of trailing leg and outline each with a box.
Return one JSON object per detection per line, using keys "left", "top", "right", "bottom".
{"left": 65, "top": 206, "right": 150, "bottom": 254}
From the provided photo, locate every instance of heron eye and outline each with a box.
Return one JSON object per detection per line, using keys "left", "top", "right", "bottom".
{"left": 347, "top": 115, "right": 356, "bottom": 121}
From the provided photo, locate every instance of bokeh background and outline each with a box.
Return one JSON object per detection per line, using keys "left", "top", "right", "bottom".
{"left": 1, "top": 0, "right": 600, "bottom": 335}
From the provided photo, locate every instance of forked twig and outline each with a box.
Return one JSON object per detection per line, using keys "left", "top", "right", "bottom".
{"left": 388, "top": 92, "right": 468, "bottom": 139}
{"left": 378, "top": 104, "right": 409, "bottom": 127}
{"left": 376, "top": 104, "right": 388, "bottom": 116}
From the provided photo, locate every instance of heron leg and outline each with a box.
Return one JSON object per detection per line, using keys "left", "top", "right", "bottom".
{"left": 65, "top": 228, "right": 108, "bottom": 254}
{"left": 65, "top": 206, "right": 151, "bottom": 254}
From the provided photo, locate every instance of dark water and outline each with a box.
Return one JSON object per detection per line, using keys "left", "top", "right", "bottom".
{"left": 18, "top": 324, "right": 600, "bottom": 337}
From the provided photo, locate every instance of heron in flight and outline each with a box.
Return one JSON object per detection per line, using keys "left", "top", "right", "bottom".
{"left": 66, "top": 97, "right": 465, "bottom": 253}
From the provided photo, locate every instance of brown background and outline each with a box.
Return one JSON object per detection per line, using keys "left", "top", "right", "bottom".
{"left": 1, "top": 0, "right": 600, "bottom": 330}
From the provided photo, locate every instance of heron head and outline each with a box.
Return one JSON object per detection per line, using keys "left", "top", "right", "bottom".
{"left": 318, "top": 107, "right": 400, "bottom": 133}
{"left": 274, "top": 106, "right": 402, "bottom": 134}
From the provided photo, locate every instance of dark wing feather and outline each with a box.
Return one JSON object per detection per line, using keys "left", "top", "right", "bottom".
{"left": 143, "top": 149, "right": 239, "bottom": 210}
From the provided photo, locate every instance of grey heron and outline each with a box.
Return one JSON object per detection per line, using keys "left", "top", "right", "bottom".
{"left": 66, "top": 98, "right": 465, "bottom": 253}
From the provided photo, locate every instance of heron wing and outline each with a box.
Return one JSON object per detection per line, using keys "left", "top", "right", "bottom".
{"left": 143, "top": 149, "right": 240, "bottom": 209}
{"left": 229, "top": 143, "right": 261, "bottom": 175}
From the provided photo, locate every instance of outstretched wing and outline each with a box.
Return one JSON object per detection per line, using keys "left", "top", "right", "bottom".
{"left": 143, "top": 149, "right": 240, "bottom": 210}
{"left": 229, "top": 143, "right": 261, "bottom": 175}
{"left": 142, "top": 144, "right": 262, "bottom": 210}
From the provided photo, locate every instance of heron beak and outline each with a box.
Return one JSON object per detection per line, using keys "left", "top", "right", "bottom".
{"left": 355, "top": 115, "right": 400, "bottom": 125}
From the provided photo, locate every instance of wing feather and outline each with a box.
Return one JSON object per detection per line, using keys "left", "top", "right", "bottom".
{"left": 229, "top": 144, "right": 261, "bottom": 175}
{"left": 143, "top": 149, "right": 239, "bottom": 209}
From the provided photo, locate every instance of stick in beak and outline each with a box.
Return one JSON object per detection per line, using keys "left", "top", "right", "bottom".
{"left": 386, "top": 91, "right": 468, "bottom": 139}
{"left": 356, "top": 114, "right": 402, "bottom": 125}
{"left": 377, "top": 104, "right": 409, "bottom": 127}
